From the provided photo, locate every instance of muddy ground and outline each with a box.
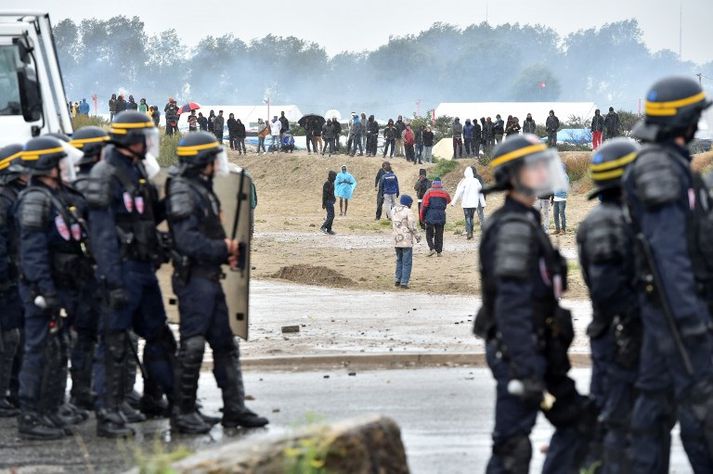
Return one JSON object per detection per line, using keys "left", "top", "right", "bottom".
{"left": 225, "top": 150, "right": 594, "bottom": 298}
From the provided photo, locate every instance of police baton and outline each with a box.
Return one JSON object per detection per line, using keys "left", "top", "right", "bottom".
{"left": 636, "top": 233, "right": 694, "bottom": 376}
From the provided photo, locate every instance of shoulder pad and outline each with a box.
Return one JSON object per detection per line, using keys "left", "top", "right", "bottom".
{"left": 17, "top": 188, "right": 51, "bottom": 230}
{"left": 167, "top": 178, "right": 195, "bottom": 220}
{"left": 579, "top": 205, "right": 627, "bottom": 263}
{"left": 632, "top": 147, "right": 681, "bottom": 207}
{"left": 494, "top": 217, "right": 534, "bottom": 279}
{"left": 85, "top": 161, "right": 115, "bottom": 208}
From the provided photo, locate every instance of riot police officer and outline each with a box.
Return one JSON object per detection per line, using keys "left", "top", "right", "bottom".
{"left": 0, "top": 144, "right": 26, "bottom": 417}
{"left": 577, "top": 138, "right": 641, "bottom": 473}
{"left": 15, "top": 136, "right": 90, "bottom": 439}
{"left": 623, "top": 76, "right": 713, "bottom": 472}
{"left": 85, "top": 111, "right": 175, "bottom": 437}
{"left": 64, "top": 126, "right": 108, "bottom": 410}
{"left": 474, "top": 134, "right": 595, "bottom": 473}
{"left": 166, "top": 131, "right": 268, "bottom": 434}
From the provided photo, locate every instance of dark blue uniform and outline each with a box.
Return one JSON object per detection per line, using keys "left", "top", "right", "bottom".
{"left": 623, "top": 143, "right": 713, "bottom": 472}
{"left": 477, "top": 196, "right": 593, "bottom": 473}
{"left": 0, "top": 181, "right": 23, "bottom": 411}
{"left": 167, "top": 172, "right": 249, "bottom": 424}
{"left": 577, "top": 198, "right": 640, "bottom": 473}
{"left": 15, "top": 182, "right": 89, "bottom": 417}
{"left": 86, "top": 147, "right": 174, "bottom": 414}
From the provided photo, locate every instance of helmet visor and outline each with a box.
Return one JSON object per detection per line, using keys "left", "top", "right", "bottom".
{"left": 143, "top": 152, "right": 161, "bottom": 180}
{"left": 214, "top": 147, "right": 229, "bottom": 177}
{"left": 518, "top": 149, "right": 569, "bottom": 196}
{"left": 143, "top": 127, "right": 160, "bottom": 158}
{"left": 58, "top": 141, "right": 82, "bottom": 183}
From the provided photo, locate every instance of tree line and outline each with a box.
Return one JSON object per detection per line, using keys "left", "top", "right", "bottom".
{"left": 54, "top": 17, "right": 713, "bottom": 117}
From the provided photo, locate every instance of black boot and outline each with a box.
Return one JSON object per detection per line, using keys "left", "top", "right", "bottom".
{"left": 18, "top": 410, "right": 67, "bottom": 440}
{"left": 215, "top": 348, "right": 269, "bottom": 429}
{"left": 97, "top": 331, "right": 134, "bottom": 438}
{"left": 171, "top": 336, "right": 211, "bottom": 434}
{"left": 40, "top": 331, "right": 74, "bottom": 435}
{"left": 140, "top": 326, "right": 176, "bottom": 419}
{"left": 120, "top": 400, "right": 146, "bottom": 423}
{"left": 0, "top": 328, "right": 20, "bottom": 417}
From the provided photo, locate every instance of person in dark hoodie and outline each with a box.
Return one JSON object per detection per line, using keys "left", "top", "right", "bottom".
{"left": 493, "top": 114, "right": 505, "bottom": 144}
{"left": 413, "top": 168, "right": 431, "bottom": 228}
{"left": 235, "top": 119, "right": 247, "bottom": 155}
{"left": 115, "top": 95, "right": 127, "bottom": 114}
{"left": 321, "top": 171, "right": 337, "bottom": 235}
{"left": 375, "top": 162, "right": 389, "bottom": 220}
{"left": 126, "top": 95, "right": 138, "bottom": 111}
{"left": 227, "top": 113, "right": 238, "bottom": 150}
{"left": 522, "top": 113, "right": 537, "bottom": 134}
{"left": 207, "top": 110, "right": 216, "bottom": 133}
{"left": 472, "top": 119, "right": 482, "bottom": 158}
{"left": 420, "top": 177, "right": 451, "bottom": 256}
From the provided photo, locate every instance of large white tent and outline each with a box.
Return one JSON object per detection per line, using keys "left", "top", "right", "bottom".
{"left": 434, "top": 102, "right": 598, "bottom": 125}
{"left": 198, "top": 104, "right": 303, "bottom": 132}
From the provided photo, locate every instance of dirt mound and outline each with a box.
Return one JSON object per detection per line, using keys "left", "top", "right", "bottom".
{"left": 271, "top": 264, "right": 354, "bottom": 287}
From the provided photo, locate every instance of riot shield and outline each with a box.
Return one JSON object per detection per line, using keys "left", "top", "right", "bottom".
{"left": 214, "top": 167, "right": 252, "bottom": 340}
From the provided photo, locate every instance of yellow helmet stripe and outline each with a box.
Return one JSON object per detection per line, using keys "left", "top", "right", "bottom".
{"left": 591, "top": 168, "right": 626, "bottom": 180}
{"left": 21, "top": 146, "right": 65, "bottom": 161}
{"left": 70, "top": 136, "right": 109, "bottom": 148}
{"left": 0, "top": 151, "right": 22, "bottom": 170}
{"left": 111, "top": 121, "right": 155, "bottom": 129}
{"left": 645, "top": 91, "right": 706, "bottom": 116}
{"left": 590, "top": 152, "right": 637, "bottom": 172}
{"left": 176, "top": 142, "right": 220, "bottom": 156}
{"left": 110, "top": 128, "right": 128, "bottom": 135}
{"left": 489, "top": 143, "right": 548, "bottom": 169}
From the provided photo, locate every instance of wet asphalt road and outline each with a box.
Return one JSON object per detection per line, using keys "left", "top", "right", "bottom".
{"left": 0, "top": 368, "right": 691, "bottom": 474}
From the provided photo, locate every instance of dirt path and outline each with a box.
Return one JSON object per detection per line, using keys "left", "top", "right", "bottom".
{"left": 230, "top": 150, "right": 594, "bottom": 297}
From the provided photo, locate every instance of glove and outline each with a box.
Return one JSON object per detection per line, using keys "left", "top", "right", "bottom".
{"left": 35, "top": 293, "right": 61, "bottom": 313}
{"left": 507, "top": 377, "right": 544, "bottom": 407}
{"left": 108, "top": 288, "right": 129, "bottom": 310}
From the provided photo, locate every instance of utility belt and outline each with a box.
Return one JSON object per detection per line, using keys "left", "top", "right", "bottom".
{"left": 116, "top": 222, "right": 170, "bottom": 266}
{"left": 171, "top": 251, "right": 222, "bottom": 285}
{"left": 52, "top": 251, "right": 94, "bottom": 289}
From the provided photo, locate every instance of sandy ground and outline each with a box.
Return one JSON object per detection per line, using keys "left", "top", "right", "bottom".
{"left": 224, "top": 150, "right": 595, "bottom": 298}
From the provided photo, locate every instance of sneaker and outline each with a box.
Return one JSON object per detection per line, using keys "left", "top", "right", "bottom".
{"left": 427, "top": 250, "right": 436, "bottom": 257}
{"left": 436, "top": 252, "right": 442, "bottom": 257}
{"left": 400, "top": 284, "right": 409, "bottom": 290}
{"left": 327, "top": 230, "right": 336, "bottom": 235}
{"left": 320, "top": 227, "right": 328, "bottom": 234}
{"left": 394, "top": 281, "right": 401, "bottom": 287}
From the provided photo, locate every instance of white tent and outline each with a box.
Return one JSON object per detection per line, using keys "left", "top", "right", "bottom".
{"left": 434, "top": 102, "right": 598, "bottom": 125}
{"left": 198, "top": 104, "right": 303, "bottom": 132}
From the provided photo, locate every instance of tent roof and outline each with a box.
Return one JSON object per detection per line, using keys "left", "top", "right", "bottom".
{"left": 434, "top": 102, "right": 598, "bottom": 124}
{"left": 199, "top": 104, "right": 303, "bottom": 126}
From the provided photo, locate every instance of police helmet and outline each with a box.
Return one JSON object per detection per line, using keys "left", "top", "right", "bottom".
{"left": 487, "top": 134, "right": 568, "bottom": 196}
{"left": 20, "top": 136, "right": 73, "bottom": 180}
{"left": 176, "top": 131, "right": 229, "bottom": 176}
{"left": 110, "top": 110, "right": 159, "bottom": 157}
{"left": 588, "top": 138, "right": 640, "bottom": 199}
{"left": 633, "top": 76, "right": 712, "bottom": 142}
{"left": 70, "top": 126, "right": 109, "bottom": 166}
{"left": 0, "top": 143, "right": 24, "bottom": 184}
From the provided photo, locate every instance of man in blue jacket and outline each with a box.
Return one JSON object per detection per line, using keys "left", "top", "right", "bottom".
{"left": 378, "top": 162, "right": 399, "bottom": 219}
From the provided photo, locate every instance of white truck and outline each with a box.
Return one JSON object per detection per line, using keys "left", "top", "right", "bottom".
{"left": 0, "top": 12, "right": 72, "bottom": 147}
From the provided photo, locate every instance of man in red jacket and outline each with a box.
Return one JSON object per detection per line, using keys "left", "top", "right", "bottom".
{"left": 403, "top": 124, "right": 417, "bottom": 164}
{"left": 420, "top": 178, "right": 451, "bottom": 256}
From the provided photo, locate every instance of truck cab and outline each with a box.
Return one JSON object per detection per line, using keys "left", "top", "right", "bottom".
{"left": 0, "top": 12, "right": 72, "bottom": 147}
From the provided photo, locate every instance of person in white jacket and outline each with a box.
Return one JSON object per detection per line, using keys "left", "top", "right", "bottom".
{"left": 451, "top": 166, "right": 486, "bottom": 240}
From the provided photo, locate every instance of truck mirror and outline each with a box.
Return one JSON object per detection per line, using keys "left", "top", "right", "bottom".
{"left": 17, "top": 67, "right": 42, "bottom": 122}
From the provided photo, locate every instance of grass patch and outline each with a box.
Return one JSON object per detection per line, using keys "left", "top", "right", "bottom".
{"left": 562, "top": 153, "right": 590, "bottom": 182}
{"left": 71, "top": 115, "right": 110, "bottom": 130}
{"left": 158, "top": 132, "right": 180, "bottom": 167}
{"left": 428, "top": 159, "right": 458, "bottom": 180}
{"left": 131, "top": 437, "right": 192, "bottom": 474}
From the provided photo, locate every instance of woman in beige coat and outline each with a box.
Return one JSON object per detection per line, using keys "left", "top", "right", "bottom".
{"left": 391, "top": 195, "right": 421, "bottom": 289}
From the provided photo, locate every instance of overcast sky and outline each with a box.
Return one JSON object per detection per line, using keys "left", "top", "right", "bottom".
{"left": 5, "top": 0, "right": 712, "bottom": 64}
